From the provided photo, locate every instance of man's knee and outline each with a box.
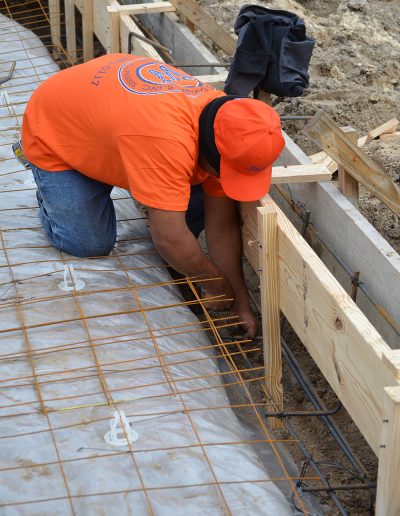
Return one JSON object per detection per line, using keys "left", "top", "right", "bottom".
{"left": 61, "top": 233, "right": 116, "bottom": 257}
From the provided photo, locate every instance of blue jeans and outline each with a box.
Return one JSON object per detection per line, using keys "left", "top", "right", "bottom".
{"left": 31, "top": 165, "right": 205, "bottom": 257}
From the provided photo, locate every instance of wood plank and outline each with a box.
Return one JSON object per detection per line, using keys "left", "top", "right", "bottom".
{"left": 365, "top": 117, "right": 399, "bottom": 144}
{"left": 271, "top": 164, "right": 332, "bottom": 184}
{"left": 65, "top": 0, "right": 77, "bottom": 64}
{"left": 194, "top": 73, "right": 228, "bottom": 89}
{"left": 49, "top": 0, "right": 61, "bottom": 52}
{"left": 338, "top": 126, "right": 359, "bottom": 208}
{"left": 241, "top": 196, "right": 400, "bottom": 454}
{"left": 258, "top": 206, "right": 283, "bottom": 429}
{"left": 380, "top": 131, "right": 400, "bottom": 142}
{"left": 82, "top": 0, "right": 94, "bottom": 61}
{"left": 168, "top": 0, "right": 237, "bottom": 55}
{"left": 91, "top": 0, "right": 111, "bottom": 50}
{"left": 271, "top": 185, "right": 400, "bottom": 348}
{"left": 382, "top": 350, "right": 400, "bottom": 380}
{"left": 116, "top": 2, "right": 176, "bottom": 15}
{"left": 303, "top": 110, "right": 400, "bottom": 217}
{"left": 107, "top": 5, "right": 121, "bottom": 53}
{"left": 376, "top": 386, "right": 400, "bottom": 516}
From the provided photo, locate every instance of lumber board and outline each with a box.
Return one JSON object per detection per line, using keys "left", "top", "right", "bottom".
{"left": 194, "top": 73, "right": 228, "bottom": 89}
{"left": 90, "top": 0, "right": 111, "bottom": 49}
{"left": 107, "top": 6, "right": 121, "bottom": 53}
{"left": 258, "top": 206, "right": 283, "bottom": 428}
{"left": 81, "top": 0, "right": 94, "bottom": 61}
{"left": 382, "top": 350, "right": 400, "bottom": 380}
{"left": 376, "top": 386, "right": 400, "bottom": 516}
{"left": 338, "top": 127, "right": 359, "bottom": 208}
{"left": 366, "top": 117, "right": 399, "bottom": 144}
{"left": 49, "top": 0, "right": 61, "bottom": 51}
{"left": 309, "top": 121, "right": 397, "bottom": 171}
{"left": 380, "top": 131, "right": 400, "bottom": 142}
{"left": 303, "top": 110, "right": 400, "bottom": 217}
{"left": 241, "top": 196, "right": 400, "bottom": 454}
{"left": 270, "top": 186, "right": 400, "bottom": 348}
{"left": 271, "top": 164, "right": 332, "bottom": 184}
{"left": 168, "top": 0, "right": 237, "bottom": 55}
{"left": 65, "top": 0, "right": 77, "bottom": 63}
{"left": 116, "top": 2, "right": 176, "bottom": 15}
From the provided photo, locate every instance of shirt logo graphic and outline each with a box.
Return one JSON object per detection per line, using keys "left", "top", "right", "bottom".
{"left": 118, "top": 58, "right": 212, "bottom": 97}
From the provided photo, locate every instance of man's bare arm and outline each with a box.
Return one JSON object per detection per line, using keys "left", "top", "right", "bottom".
{"left": 147, "top": 207, "right": 233, "bottom": 309}
{"left": 204, "top": 194, "right": 257, "bottom": 338}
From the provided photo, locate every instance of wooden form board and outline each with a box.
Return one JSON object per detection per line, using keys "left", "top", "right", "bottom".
{"left": 304, "top": 110, "right": 400, "bottom": 217}
{"left": 274, "top": 134, "right": 400, "bottom": 350}
{"left": 241, "top": 195, "right": 400, "bottom": 456}
{"left": 337, "top": 126, "right": 359, "bottom": 208}
{"left": 376, "top": 386, "right": 400, "bottom": 516}
{"left": 49, "top": 0, "right": 62, "bottom": 51}
{"left": 271, "top": 164, "right": 331, "bottom": 184}
{"left": 258, "top": 207, "right": 283, "bottom": 428}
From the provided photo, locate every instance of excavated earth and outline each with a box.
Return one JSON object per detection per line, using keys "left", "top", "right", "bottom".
{"left": 196, "top": 1, "right": 400, "bottom": 514}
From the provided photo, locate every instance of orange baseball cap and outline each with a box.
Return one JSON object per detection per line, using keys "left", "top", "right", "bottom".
{"left": 214, "top": 98, "right": 285, "bottom": 201}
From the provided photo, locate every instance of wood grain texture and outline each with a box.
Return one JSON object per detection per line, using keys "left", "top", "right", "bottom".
{"left": 81, "top": 0, "right": 94, "bottom": 61}
{"left": 116, "top": 2, "right": 176, "bottom": 15}
{"left": 271, "top": 164, "right": 332, "bottom": 184}
{"left": 169, "top": 0, "right": 237, "bottom": 55}
{"left": 304, "top": 110, "right": 400, "bottom": 216}
{"left": 380, "top": 131, "right": 400, "bottom": 142}
{"left": 107, "top": 6, "right": 121, "bottom": 53}
{"left": 241, "top": 196, "right": 400, "bottom": 454}
{"left": 65, "top": 0, "right": 77, "bottom": 63}
{"left": 338, "top": 127, "right": 359, "bottom": 208}
{"left": 376, "top": 386, "right": 400, "bottom": 516}
{"left": 49, "top": 0, "right": 61, "bottom": 50}
{"left": 257, "top": 207, "right": 283, "bottom": 428}
{"left": 366, "top": 117, "right": 399, "bottom": 144}
{"left": 382, "top": 350, "right": 400, "bottom": 380}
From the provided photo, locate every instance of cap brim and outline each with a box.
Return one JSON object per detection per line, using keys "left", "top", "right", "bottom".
{"left": 219, "top": 159, "right": 272, "bottom": 202}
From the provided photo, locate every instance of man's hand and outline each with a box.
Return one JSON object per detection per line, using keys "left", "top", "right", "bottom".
{"left": 230, "top": 301, "right": 258, "bottom": 339}
{"left": 205, "top": 195, "right": 257, "bottom": 337}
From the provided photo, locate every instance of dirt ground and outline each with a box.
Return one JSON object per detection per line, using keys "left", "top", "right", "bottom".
{"left": 195, "top": 1, "right": 400, "bottom": 514}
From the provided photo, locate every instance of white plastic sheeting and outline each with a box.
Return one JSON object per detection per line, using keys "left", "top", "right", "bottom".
{"left": 0, "top": 13, "right": 299, "bottom": 515}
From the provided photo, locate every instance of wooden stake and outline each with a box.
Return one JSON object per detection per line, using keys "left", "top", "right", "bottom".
{"left": 376, "top": 385, "right": 400, "bottom": 516}
{"left": 257, "top": 206, "right": 283, "bottom": 429}
{"left": 82, "top": 0, "right": 94, "bottom": 62}
{"left": 49, "top": 0, "right": 62, "bottom": 55}
{"left": 65, "top": 0, "right": 77, "bottom": 64}
{"left": 338, "top": 126, "right": 359, "bottom": 208}
{"left": 107, "top": 6, "right": 121, "bottom": 54}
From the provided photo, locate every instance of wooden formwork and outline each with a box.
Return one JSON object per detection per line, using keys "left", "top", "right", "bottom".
{"left": 47, "top": 2, "right": 400, "bottom": 514}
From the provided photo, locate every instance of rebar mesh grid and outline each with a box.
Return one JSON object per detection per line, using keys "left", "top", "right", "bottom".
{"left": 0, "top": 3, "right": 324, "bottom": 514}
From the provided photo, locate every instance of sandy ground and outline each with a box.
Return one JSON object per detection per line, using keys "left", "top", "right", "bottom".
{"left": 199, "top": 0, "right": 400, "bottom": 252}
{"left": 196, "top": 1, "right": 400, "bottom": 513}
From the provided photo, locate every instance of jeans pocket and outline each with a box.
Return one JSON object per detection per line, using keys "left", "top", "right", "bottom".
{"left": 279, "top": 37, "right": 315, "bottom": 94}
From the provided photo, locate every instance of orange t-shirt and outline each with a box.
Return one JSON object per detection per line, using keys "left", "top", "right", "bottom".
{"left": 22, "top": 54, "right": 227, "bottom": 211}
